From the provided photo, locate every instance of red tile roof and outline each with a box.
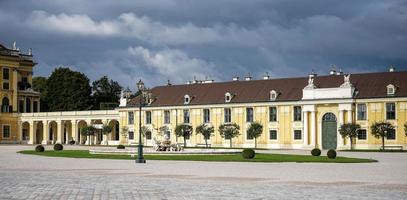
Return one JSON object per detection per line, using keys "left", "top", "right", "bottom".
{"left": 127, "top": 71, "right": 407, "bottom": 107}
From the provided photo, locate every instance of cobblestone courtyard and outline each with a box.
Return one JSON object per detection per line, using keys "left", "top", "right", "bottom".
{"left": 0, "top": 145, "right": 406, "bottom": 199}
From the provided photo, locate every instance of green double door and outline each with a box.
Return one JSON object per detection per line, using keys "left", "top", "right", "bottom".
{"left": 322, "top": 113, "right": 337, "bottom": 150}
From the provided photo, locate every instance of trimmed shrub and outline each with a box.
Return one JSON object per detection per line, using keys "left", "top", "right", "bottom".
{"left": 242, "top": 148, "right": 255, "bottom": 159}
{"left": 327, "top": 149, "right": 337, "bottom": 159}
{"left": 117, "top": 144, "right": 125, "bottom": 149}
{"left": 35, "top": 145, "right": 45, "bottom": 152}
{"left": 53, "top": 143, "right": 63, "bottom": 151}
{"left": 311, "top": 148, "right": 321, "bottom": 156}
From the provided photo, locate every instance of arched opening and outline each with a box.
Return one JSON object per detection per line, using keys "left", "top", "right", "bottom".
{"left": 93, "top": 120, "right": 103, "bottom": 145}
{"left": 63, "top": 121, "right": 73, "bottom": 144}
{"left": 322, "top": 112, "right": 337, "bottom": 149}
{"left": 108, "top": 120, "right": 120, "bottom": 144}
{"left": 77, "top": 120, "right": 88, "bottom": 145}
{"left": 2, "top": 97, "right": 10, "bottom": 112}
{"left": 21, "top": 122, "right": 30, "bottom": 142}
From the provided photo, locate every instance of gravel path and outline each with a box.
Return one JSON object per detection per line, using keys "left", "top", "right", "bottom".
{"left": 0, "top": 145, "right": 406, "bottom": 199}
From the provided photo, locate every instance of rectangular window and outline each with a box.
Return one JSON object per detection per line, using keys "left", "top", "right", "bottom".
{"left": 224, "top": 108, "right": 231, "bottom": 123}
{"left": 386, "top": 103, "right": 396, "bottom": 120}
{"left": 128, "top": 131, "right": 134, "bottom": 140}
{"left": 164, "top": 110, "right": 170, "bottom": 124}
{"left": 357, "top": 129, "right": 367, "bottom": 140}
{"left": 203, "top": 109, "right": 210, "bottom": 123}
{"left": 3, "top": 125, "right": 10, "bottom": 138}
{"left": 128, "top": 112, "right": 134, "bottom": 124}
{"left": 3, "top": 68, "right": 9, "bottom": 80}
{"left": 269, "top": 130, "right": 277, "bottom": 140}
{"left": 183, "top": 109, "right": 190, "bottom": 124}
{"left": 294, "top": 130, "right": 302, "bottom": 140}
{"left": 269, "top": 107, "right": 277, "bottom": 122}
{"left": 246, "top": 107, "right": 253, "bottom": 122}
{"left": 19, "top": 100, "right": 24, "bottom": 113}
{"left": 294, "top": 106, "right": 302, "bottom": 121}
{"left": 146, "top": 131, "right": 152, "bottom": 140}
{"left": 3, "top": 82, "right": 9, "bottom": 90}
{"left": 146, "top": 111, "right": 152, "bottom": 124}
{"left": 246, "top": 131, "right": 254, "bottom": 140}
{"left": 387, "top": 129, "right": 396, "bottom": 140}
{"left": 357, "top": 104, "right": 367, "bottom": 120}
{"left": 33, "top": 101, "right": 38, "bottom": 112}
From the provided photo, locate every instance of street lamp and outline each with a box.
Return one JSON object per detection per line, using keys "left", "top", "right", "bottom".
{"left": 136, "top": 79, "right": 147, "bottom": 163}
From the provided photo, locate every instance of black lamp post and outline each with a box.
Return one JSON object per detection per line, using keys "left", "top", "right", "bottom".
{"left": 136, "top": 79, "right": 147, "bottom": 163}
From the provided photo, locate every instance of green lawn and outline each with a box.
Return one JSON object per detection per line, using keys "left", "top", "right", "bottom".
{"left": 18, "top": 150, "right": 377, "bottom": 163}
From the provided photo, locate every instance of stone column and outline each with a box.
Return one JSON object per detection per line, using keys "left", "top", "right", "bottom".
{"left": 71, "top": 120, "right": 77, "bottom": 144}
{"left": 28, "top": 121, "right": 35, "bottom": 144}
{"left": 102, "top": 119, "right": 109, "bottom": 145}
{"left": 310, "top": 111, "right": 316, "bottom": 147}
{"left": 42, "top": 121, "right": 49, "bottom": 144}
{"left": 338, "top": 110, "right": 344, "bottom": 148}
{"left": 86, "top": 119, "right": 92, "bottom": 145}
{"left": 18, "top": 121, "right": 23, "bottom": 143}
{"left": 303, "top": 111, "right": 309, "bottom": 147}
{"left": 56, "top": 120, "right": 62, "bottom": 144}
{"left": 12, "top": 69, "right": 18, "bottom": 112}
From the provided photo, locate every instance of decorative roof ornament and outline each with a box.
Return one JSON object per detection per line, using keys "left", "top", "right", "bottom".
{"left": 340, "top": 74, "right": 353, "bottom": 88}
{"left": 305, "top": 73, "right": 316, "bottom": 89}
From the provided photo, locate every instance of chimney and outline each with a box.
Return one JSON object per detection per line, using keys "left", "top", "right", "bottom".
{"left": 244, "top": 73, "right": 252, "bottom": 81}
{"left": 389, "top": 66, "right": 395, "bottom": 72}
{"left": 263, "top": 72, "right": 270, "bottom": 80}
{"left": 232, "top": 77, "right": 239, "bottom": 81}
{"left": 336, "top": 68, "right": 343, "bottom": 75}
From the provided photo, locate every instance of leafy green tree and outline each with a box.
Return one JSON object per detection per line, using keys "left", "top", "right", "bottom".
{"left": 81, "top": 125, "right": 96, "bottom": 145}
{"left": 247, "top": 122, "right": 263, "bottom": 148}
{"left": 91, "top": 76, "right": 122, "bottom": 110}
{"left": 102, "top": 124, "right": 113, "bottom": 145}
{"left": 32, "top": 76, "right": 49, "bottom": 112}
{"left": 370, "top": 122, "right": 394, "bottom": 151}
{"left": 175, "top": 124, "right": 193, "bottom": 147}
{"left": 196, "top": 124, "right": 214, "bottom": 148}
{"left": 218, "top": 123, "right": 240, "bottom": 148}
{"left": 47, "top": 67, "right": 92, "bottom": 111}
{"left": 339, "top": 123, "right": 361, "bottom": 150}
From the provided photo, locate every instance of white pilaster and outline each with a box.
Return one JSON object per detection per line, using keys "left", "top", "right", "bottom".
{"left": 338, "top": 110, "right": 344, "bottom": 148}
{"left": 42, "top": 120, "right": 49, "bottom": 144}
{"left": 56, "top": 120, "right": 62, "bottom": 144}
{"left": 303, "top": 111, "right": 309, "bottom": 147}
{"left": 28, "top": 121, "right": 35, "bottom": 144}
{"left": 71, "top": 120, "right": 77, "bottom": 144}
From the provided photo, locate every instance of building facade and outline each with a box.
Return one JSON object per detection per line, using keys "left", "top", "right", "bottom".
{"left": 0, "top": 43, "right": 40, "bottom": 143}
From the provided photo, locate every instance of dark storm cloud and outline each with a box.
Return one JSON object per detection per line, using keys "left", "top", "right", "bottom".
{"left": 0, "top": 0, "right": 406, "bottom": 89}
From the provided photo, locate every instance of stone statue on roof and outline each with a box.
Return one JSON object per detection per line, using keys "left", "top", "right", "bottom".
{"left": 340, "top": 74, "right": 353, "bottom": 88}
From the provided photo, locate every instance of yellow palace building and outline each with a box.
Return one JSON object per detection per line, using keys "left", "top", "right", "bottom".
{"left": 1, "top": 42, "right": 407, "bottom": 150}
{"left": 119, "top": 70, "right": 407, "bottom": 150}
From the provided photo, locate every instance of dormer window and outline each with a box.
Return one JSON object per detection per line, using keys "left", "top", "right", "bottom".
{"left": 184, "top": 94, "right": 191, "bottom": 104}
{"left": 225, "top": 92, "right": 232, "bottom": 103}
{"left": 270, "top": 90, "right": 278, "bottom": 101}
{"left": 387, "top": 84, "right": 396, "bottom": 96}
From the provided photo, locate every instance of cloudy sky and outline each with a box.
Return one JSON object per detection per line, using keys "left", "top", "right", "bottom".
{"left": 1, "top": 0, "right": 406, "bottom": 89}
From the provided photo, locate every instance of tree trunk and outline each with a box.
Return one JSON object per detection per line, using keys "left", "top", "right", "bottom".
{"left": 205, "top": 139, "right": 208, "bottom": 148}
{"left": 255, "top": 138, "right": 257, "bottom": 149}
{"left": 230, "top": 138, "right": 232, "bottom": 148}
{"left": 382, "top": 137, "right": 385, "bottom": 151}
{"left": 184, "top": 137, "right": 187, "bottom": 147}
{"left": 349, "top": 137, "right": 353, "bottom": 150}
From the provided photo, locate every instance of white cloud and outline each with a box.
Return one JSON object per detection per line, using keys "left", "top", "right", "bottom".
{"left": 127, "top": 46, "right": 218, "bottom": 83}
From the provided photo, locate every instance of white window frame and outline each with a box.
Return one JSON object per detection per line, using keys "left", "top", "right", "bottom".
{"left": 269, "top": 129, "right": 278, "bottom": 141}
{"left": 356, "top": 103, "right": 367, "bottom": 121}
{"left": 386, "top": 84, "right": 396, "bottom": 96}
{"left": 225, "top": 92, "right": 232, "bottom": 103}
{"left": 184, "top": 94, "right": 191, "bottom": 104}
{"left": 293, "top": 129, "right": 302, "bottom": 140}
{"left": 270, "top": 90, "right": 278, "bottom": 101}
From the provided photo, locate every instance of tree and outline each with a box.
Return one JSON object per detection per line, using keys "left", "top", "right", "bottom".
{"left": 81, "top": 125, "right": 96, "bottom": 145}
{"left": 247, "top": 122, "right": 263, "bottom": 148}
{"left": 370, "top": 122, "right": 394, "bottom": 151}
{"left": 404, "top": 122, "right": 407, "bottom": 137}
{"left": 141, "top": 126, "right": 150, "bottom": 145}
{"left": 47, "top": 67, "right": 92, "bottom": 111}
{"left": 91, "top": 76, "right": 122, "bottom": 110}
{"left": 175, "top": 124, "right": 193, "bottom": 147}
{"left": 339, "top": 123, "right": 361, "bottom": 150}
{"left": 121, "top": 126, "right": 129, "bottom": 143}
{"left": 196, "top": 124, "right": 214, "bottom": 148}
{"left": 218, "top": 123, "right": 240, "bottom": 148}
{"left": 32, "top": 76, "right": 49, "bottom": 112}
{"left": 101, "top": 124, "right": 113, "bottom": 145}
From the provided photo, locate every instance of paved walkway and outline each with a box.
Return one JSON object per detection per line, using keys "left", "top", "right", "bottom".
{"left": 0, "top": 145, "right": 406, "bottom": 199}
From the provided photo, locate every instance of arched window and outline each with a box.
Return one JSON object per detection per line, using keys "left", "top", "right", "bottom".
{"left": 2, "top": 97, "right": 10, "bottom": 112}
{"left": 225, "top": 92, "right": 233, "bottom": 103}
{"left": 184, "top": 94, "right": 191, "bottom": 104}
{"left": 322, "top": 113, "right": 337, "bottom": 121}
{"left": 270, "top": 90, "right": 278, "bottom": 101}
